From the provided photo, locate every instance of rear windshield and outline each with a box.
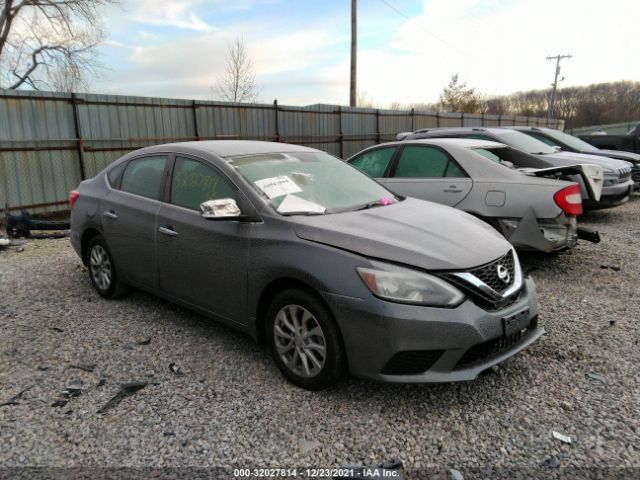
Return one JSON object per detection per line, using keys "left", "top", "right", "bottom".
{"left": 491, "top": 130, "right": 557, "bottom": 155}
{"left": 542, "top": 129, "right": 600, "bottom": 152}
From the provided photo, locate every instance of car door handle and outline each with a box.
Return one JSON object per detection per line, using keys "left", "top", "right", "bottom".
{"left": 444, "top": 186, "right": 463, "bottom": 193}
{"left": 159, "top": 226, "right": 179, "bottom": 237}
{"left": 103, "top": 210, "right": 118, "bottom": 219}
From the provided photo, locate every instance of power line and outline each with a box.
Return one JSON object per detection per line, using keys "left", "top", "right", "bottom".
{"left": 378, "top": 0, "right": 459, "bottom": 51}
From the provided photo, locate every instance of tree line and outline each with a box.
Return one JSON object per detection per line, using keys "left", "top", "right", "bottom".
{"left": 435, "top": 75, "right": 640, "bottom": 129}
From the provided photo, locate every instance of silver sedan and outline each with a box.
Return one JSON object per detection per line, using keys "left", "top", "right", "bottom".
{"left": 348, "top": 138, "right": 601, "bottom": 253}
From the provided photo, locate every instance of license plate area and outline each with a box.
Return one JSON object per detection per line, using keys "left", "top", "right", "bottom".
{"left": 502, "top": 307, "right": 531, "bottom": 337}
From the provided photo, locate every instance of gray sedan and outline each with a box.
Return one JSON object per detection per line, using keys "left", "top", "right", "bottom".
{"left": 510, "top": 126, "right": 640, "bottom": 189}
{"left": 70, "top": 141, "right": 541, "bottom": 389}
{"left": 347, "top": 138, "right": 598, "bottom": 253}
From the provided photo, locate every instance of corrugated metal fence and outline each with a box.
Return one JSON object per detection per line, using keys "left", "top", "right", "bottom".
{"left": 0, "top": 89, "right": 564, "bottom": 213}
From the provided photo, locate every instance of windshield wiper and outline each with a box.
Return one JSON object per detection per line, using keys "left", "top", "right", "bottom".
{"left": 279, "top": 211, "right": 326, "bottom": 216}
{"left": 353, "top": 199, "right": 392, "bottom": 211}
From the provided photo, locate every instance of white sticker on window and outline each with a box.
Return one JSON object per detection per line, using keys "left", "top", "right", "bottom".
{"left": 254, "top": 176, "right": 302, "bottom": 199}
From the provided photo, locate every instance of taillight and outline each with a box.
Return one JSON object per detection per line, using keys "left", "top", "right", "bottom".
{"left": 69, "top": 190, "right": 80, "bottom": 209}
{"left": 554, "top": 184, "right": 583, "bottom": 216}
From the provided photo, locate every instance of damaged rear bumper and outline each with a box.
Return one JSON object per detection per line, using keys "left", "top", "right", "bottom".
{"left": 494, "top": 209, "right": 578, "bottom": 253}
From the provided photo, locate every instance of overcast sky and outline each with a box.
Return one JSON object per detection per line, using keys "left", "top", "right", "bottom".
{"left": 95, "top": 0, "right": 639, "bottom": 106}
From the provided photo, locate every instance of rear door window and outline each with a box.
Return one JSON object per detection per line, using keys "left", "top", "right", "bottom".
{"left": 107, "top": 162, "right": 126, "bottom": 188}
{"left": 120, "top": 156, "right": 168, "bottom": 200}
{"left": 170, "top": 157, "right": 238, "bottom": 210}
{"left": 394, "top": 146, "right": 465, "bottom": 178}
{"left": 350, "top": 147, "right": 396, "bottom": 177}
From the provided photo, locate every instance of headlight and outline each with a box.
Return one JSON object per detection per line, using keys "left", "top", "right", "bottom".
{"left": 357, "top": 261, "right": 465, "bottom": 307}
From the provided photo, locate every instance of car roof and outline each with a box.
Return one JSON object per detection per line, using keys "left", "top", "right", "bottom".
{"left": 363, "top": 137, "right": 507, "bottom": 150}
{"left": 412, "top": 127, "right": 509, "bottom": 135}
{"left": 348, "top": 138, "right": 509, "bottom": 160}
{"left": 403, "top": 137, "right": 508, "bottom": 149}
{"left": 130, "top": 140, "right": 320, "bottom": 158}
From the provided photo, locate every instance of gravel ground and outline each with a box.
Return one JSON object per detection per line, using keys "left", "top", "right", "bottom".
{"left": 1, "top": 197, "right": 639, "bottom": 479}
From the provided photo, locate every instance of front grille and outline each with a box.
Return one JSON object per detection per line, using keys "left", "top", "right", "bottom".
{"left": 441, "top": 250, "right": 521, "bottom": 311}
{"left": 468, "top": 250, "right": 515, "bottom": 295}
{"left": 454, "top": 316, "right": 538, "bottom": 370}
{"left": 631, "top": 165, "right": 640, "bottom": 184}
{"left": 381, "top": 350, "right": 445, "bottom": 375}
{"left": 618, "top": 166, "right": 632, "bottom": 181}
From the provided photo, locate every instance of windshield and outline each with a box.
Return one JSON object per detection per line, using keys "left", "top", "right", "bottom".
{"left": 543, "top": 129, "right": 600, "bottom": 152}
{"left": 491, "top": 130, "right": 557, "bottom": 155}
{"left": 229, "top": 151, "right": 397, "bottom": 215}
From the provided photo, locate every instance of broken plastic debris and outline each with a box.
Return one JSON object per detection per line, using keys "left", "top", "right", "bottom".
{"left": 449, "top": 469, "right": 464, "bottom": 480}
{"left": 254, "top": 176, "right": 302, "bottom": 199}
{"left": 69, "top": 364, "right": 96, "bottom": 373}
{"left": 599, "top": 264, "right": 621, "bottom": 272}
{"left": 61, "top": 386, "right": 82, "bottom": 398}
{"left": 552, "top": 431, "right": 572, "bottom": 444}
{"left": 51, "top": 399, "right": 68, "bottom": 408}
{"left": 0, "top": 386, "right": 32, "bottom": 407}
{"left": 50, "top": 326, "right": 64, "bottom": 333}
{"left": 277, "top": 195, "right": 326, "bottom": 214}
{"left": 136, "top": 337, "right": 152, "bottom": 346}
{"left": 543, "top": 455, "right": 561, "bottom": 468}
{"left": 298, "top": 438, "right": 322, "bottom": 455}
{"left": 586, "top": 372, "right": 607, "bottom": 384}
{"left": 97, "top": 381, "right": 147, "bottom": 414}
{"left": 169, "top": 363, "right": 184, "bottom": 376}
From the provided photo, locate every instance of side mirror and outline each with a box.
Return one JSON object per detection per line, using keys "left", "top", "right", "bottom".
{"left": 500, "top": 160, "right": 515, "bottom": 169}
{"left": 200, "top": 198, "right": 242, "bottom": 219}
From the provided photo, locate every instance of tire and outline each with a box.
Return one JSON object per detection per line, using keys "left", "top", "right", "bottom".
{"left": 86, "top": 235, "right": 129, "bottom": 299}
{"left": 266, "top": 289, "right": 346, "bottom": 390}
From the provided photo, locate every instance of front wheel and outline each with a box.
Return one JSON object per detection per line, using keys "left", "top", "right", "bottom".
{"left": 266, "top": 289, "right": 346, "bottom": 390}
{"left": 86, "top": 235, "right": 128, "bottom": 299}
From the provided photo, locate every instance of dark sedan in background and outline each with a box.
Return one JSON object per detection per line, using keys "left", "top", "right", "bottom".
{"left": 70, "top": 141, "right": 541, "bottom": 390}
{"left": 510, "top": 126, "right": 640, "bottom": 189}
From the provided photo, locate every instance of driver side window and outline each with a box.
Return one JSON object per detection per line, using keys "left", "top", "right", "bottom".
{"left": 170, "top": 157, "right": 237, "bottom": 211}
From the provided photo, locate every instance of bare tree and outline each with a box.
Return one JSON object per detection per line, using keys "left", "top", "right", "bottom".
{"left": 0, "top": 0, "right": 116, "bottom": 91}
{"left": 214, "top": 37, "right": 259, "bottom": 103}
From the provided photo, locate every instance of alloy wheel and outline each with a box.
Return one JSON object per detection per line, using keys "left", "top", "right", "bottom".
{"left": 273, "top": 304, "right": 327, "bottom": 378}
{"left": 89, "top": 244, "right": 112, "bottom": 291}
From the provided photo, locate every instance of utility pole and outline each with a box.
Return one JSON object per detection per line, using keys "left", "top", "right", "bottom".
{"left": 350, "top": 0, "right": 357, "bottom": 107}
{"left": 546, "top": 54, "right": 572, "bottom": 120}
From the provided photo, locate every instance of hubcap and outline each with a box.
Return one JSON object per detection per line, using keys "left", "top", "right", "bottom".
{"left": 273, "top": 304, "right": 326, "bottom": 378}
{"left": 89, "top": 244, "right": 112, "bottom": 291}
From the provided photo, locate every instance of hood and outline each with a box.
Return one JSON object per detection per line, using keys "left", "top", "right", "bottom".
{"left": 291, "top": 198, "right": 509, "bottom": 271}
{"left": 549, "top": 151, "right": 632, "bottom": 171}
{"left": 595, "top": 149, "right": 640, "bottom": 164}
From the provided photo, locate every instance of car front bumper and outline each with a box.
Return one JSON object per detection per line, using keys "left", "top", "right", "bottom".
{"left": 323, "top": 277, "right": 541, "bottom": 383}
{"left": 585, "top": 178, "right": 634, "bottom": 209}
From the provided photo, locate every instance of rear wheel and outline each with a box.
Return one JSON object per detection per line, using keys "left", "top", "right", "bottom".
{"left": 86, "top": 235, "right": 128, "bottom": 299}
{"left": 266, "top": 289, "right": 346, "bottom": 390}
